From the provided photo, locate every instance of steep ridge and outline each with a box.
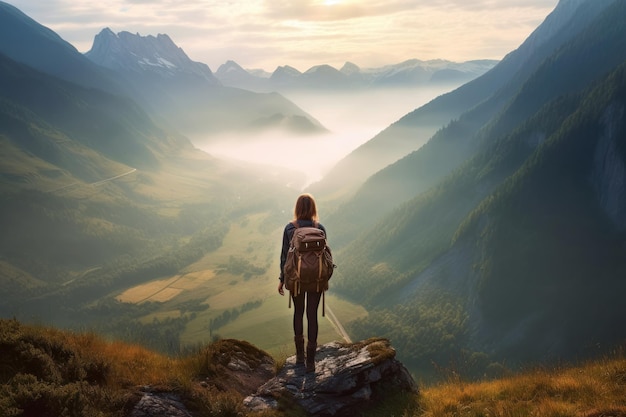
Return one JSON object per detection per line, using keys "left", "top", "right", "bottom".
{"left": 0, "top": 50, "right": 199, "bottom": 301}
{"left": 336, "top": 1, "right": 626, "bottom": 374}
{"left": 0, "top": 52, "right": 173, "bottom": 173}
{"left": 447, "top": 64, "right": 626, "bottom": 364}
{"left": 86, "top": 28, "right": 220, "bottom": 85}
{"left": 0, "top": 1, "right": 125, "bottom": 94}
{"left": 324, "top": 0, "right": 619, "bottom": 248}
{"left": 311, "top": 0, "right": 616, "bottom": 202}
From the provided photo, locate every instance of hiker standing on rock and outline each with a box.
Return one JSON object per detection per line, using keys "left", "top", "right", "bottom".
{"left": 278, "top": 193, "right": 333, "bottom": 373}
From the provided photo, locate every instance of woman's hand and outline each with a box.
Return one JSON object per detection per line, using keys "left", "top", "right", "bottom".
{"left": 278, "top": 281, "right": 284, "bottom": 296}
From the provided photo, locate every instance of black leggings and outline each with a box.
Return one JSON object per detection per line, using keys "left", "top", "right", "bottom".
{"left": 292, "top": 291, "right": 322, "bottom": 344}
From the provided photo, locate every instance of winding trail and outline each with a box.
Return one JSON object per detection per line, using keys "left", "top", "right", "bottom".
{"left": 47, "top": 168, "right": 137, "bottom": 193}
{"left": 91, "top": 168, "right": 137, "bottom": 186}
{"left": 325, "top": 304, "right": 352, "bottom": 343}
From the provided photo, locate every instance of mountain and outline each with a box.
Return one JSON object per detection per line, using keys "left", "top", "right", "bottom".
{"left": 215, "top": 60, "right": 266, "bottom": 91}
{"left": 300, "top": 64, "right": 353, "bottom": 89}
{"left": 310, "top": 0, "right": 615, "bottom": 200}
{"left": 321, "top": 0, "right": 619, "bottom": 246}
{"left": 214, "top": 58, "right": 497, "bottom": 92}
{"left": 268, "top": 64, "right": 302, "bottom": 87}
{"left": 0, "top": 48, "right": 203, "bottom": 295}
{"left": 86, "top": 28, "right": 220, "bottom": 85}
{"left": 361, "top": 59, "right": 498, "bottom": 87}
{"left": 330, "top": 0, "right": 626, "bottom": 374}
{"left": 85, "top": 29, "right": 327, "bottom": 137}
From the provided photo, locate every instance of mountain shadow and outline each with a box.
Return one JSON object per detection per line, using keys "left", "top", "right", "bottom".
{"left": 323, "top": 0, "right": 621, "bottom": 249}
{"left": 332, "top": 0, "right": 626, "bottom": 376}
{"left": 311, "top": 0, "right": 616, "bottom": 207}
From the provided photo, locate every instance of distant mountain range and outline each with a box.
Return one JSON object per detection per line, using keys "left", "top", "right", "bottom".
{"left": 214, "top": 59, "right": 498, "bottom": 92}
{"left": 84, "top": 28, "right": 327, "bottom": 138}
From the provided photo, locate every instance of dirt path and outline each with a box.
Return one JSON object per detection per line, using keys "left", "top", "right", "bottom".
{"left": 325, "top": 304, "right": 352, "bottom": 343}
{"left": 91, "top": 168, "right": 137, "bottom": 186}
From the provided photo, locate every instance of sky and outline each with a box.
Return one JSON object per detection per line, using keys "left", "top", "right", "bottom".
{"left": 7, "top": 0, "right": 559, "bottom": 73}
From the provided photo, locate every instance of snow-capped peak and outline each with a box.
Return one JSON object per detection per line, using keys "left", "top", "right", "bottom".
{"left": 85, "top": 28, "right": 219, "bottom": 85}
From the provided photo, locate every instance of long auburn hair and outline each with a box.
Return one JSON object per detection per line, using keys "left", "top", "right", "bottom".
{"left": 293, "top": 193, "right": 318, "bottom": 221}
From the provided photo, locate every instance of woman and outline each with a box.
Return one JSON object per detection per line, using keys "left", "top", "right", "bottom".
{"left": 278, "top": 193, "right": 327, "bottom": 373}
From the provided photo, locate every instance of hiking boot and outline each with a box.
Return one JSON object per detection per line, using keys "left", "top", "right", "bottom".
{"left": 294, "top": 335, "right": 305, "bottom": 365}
{"left": 306, "top": 342, "right": 316, "bottom": 373}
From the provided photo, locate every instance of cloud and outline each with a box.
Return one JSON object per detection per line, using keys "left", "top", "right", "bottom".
{"left": 7, "top": 0, "right": 559, "bottom": 71}
{"left": 262, "top": 0, "right": 429, "bottom": 22}
{"left": 263, "top": 0, "right": 367, "bottom": 21}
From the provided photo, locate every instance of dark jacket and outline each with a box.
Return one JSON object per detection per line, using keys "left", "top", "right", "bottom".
{"left": 279, "top": 219, "right": 327, "bottom": 282}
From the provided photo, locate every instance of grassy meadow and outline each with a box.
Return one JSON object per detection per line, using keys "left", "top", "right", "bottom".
{"left": 112, "top": 210, "right": 368, "bottom": 356}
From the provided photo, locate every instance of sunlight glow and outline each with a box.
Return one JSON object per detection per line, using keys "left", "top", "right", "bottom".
{"left": 7, "top": 0, "right": 558, "bottom": 71}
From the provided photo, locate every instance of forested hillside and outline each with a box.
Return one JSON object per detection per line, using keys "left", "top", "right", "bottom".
{"left": 311, "top": 0, "right": 615, "bottom": 204}
{"left": 330, "top": 0, "right": 626, "bottom": 377}
{"left": 325, "top": 0, "right": 623, "bottom": 248}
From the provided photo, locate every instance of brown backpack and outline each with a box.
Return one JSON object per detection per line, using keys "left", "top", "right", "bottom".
{"left": 283, "top": 221, "right": 334, "bottom": 315}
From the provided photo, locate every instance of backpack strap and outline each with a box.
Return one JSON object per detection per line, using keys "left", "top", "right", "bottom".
{"left": 288, "top": 220, "right": 300, "bottom": 308}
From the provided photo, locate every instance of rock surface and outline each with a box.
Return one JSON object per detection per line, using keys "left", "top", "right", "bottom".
{"left": 244, "top": 338, "right": 418, "bottom": 416}
{"left": 130, "top": 387, "right": 192, "bottom": 417}
{"left": 130, "top": 339, "right": 275, "bottom": 417}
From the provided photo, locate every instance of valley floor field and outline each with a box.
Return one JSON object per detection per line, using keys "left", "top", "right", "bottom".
{"left": 114, "top": 212, "right": 368, "bottom": 356}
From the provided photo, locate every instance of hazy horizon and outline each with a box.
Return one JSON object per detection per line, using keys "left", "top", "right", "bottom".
{"left": 7, "top": 0, "right": 558, "bottom": 73}
{"left": 194, "top": 83, "right": 461, "bottom": 188}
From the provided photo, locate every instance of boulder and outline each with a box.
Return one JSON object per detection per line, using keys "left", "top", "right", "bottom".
{"left": 244, "top": 338, "right": 418, "bottom": 416}
{"left": 130, "top": 387, "right": 192, "bottom": 417}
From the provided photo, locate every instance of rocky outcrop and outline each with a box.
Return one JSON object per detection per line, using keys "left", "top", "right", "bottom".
{"left": 130, "top": 339, "right": 275, "bottom": 417}
{"left": 130, "top": 387, "right": 192, "bottom": 417}
{"left": 127, "top": 338, "right": 416, "bottom": 417}
{"left": 86, "top": 28, "right": 219, "bottom": 83}
{"left": 244, "top": 338, "right": 418, "bottom": 417}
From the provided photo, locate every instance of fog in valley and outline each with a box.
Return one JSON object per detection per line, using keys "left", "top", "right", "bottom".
{"left": 195, "top": 84, "right": 460, "bottom": 188}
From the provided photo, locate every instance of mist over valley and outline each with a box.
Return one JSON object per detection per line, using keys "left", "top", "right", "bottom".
{"left": 195, "top": 84, "right": 461, "bottom": 187}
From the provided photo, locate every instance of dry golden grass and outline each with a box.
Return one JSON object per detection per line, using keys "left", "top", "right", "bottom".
{"left": 1, "top": 319, "right": 262, "bottom": 416}
{"left": 5, "top": 319, "right": 626, "bottom": 417}
{"left": 47, "top": 327, "right": 188, "bottom": 389}
{"left": 417, "top": 355, "right": 626, "bottom": 417}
